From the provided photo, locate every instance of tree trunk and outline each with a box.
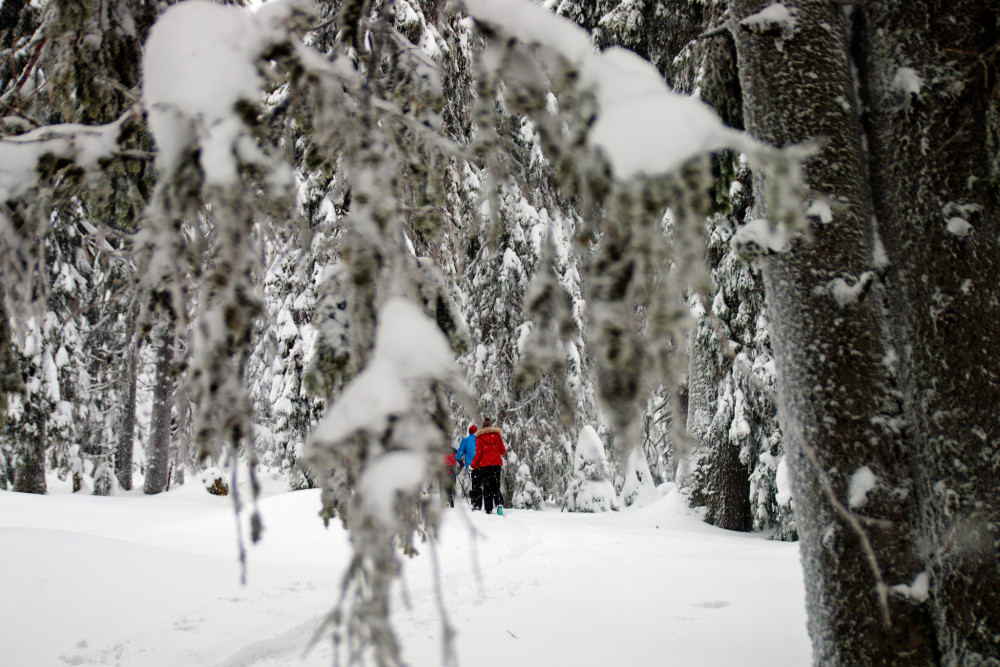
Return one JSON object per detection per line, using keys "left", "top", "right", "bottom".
{"left": 13, "top": 420, "right": 46, "bottom": 494}
{"left": 174, "top": 389, "right": 189, "bottom": 487}
{"left": 856, "top": 2, "right": 1000, "bottom": 662}
{"left": 684, "top": 306, "right": 717, "bottom": 448}
{"left": 704, "top": 404, "right": 752, "bottom": 532}
{"left": 730, "top": 0, "right": 937, "bottom": 663}
{"left": 685, "top": 328, "right": 754, "bottom": 531}
{"left": 115, "top": 317, "right": 138, "bottom": 491}
{"left": 144, "top": 322, "right": 174, "bottom": 495}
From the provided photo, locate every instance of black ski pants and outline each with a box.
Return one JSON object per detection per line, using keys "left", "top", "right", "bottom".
{"left": 480, "top": 465, "right": 503, "bottom": 513}
{"left": 470, "top": 467, "right": 483, "bottom": 510}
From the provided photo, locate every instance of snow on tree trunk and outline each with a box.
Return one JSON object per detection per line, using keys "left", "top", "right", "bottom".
{"left": 144, "top": 321, "right": 174, "bottom": 495}
{"left": 730, "top": 0, "right": 937, "bottom": 662}
{"left": 115, "top": 314, "right": 139, "bottom": 492}
{"left": 856, "top": 2, "right": 1000, "bottom": 661}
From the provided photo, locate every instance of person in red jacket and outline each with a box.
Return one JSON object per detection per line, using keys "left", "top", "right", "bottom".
{"left": 442, "top": 444, "right": 458, "bottom": 508}
{"left": 470, "top": 416, "right": 506, "bottom": 514}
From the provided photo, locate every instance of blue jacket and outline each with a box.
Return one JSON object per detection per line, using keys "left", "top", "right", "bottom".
{"left": 455, "top": 433, "right": 476, "bottom": 467}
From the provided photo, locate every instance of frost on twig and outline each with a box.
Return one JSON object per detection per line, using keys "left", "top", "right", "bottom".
{"left": 306, "top": 299, "right": 470, "bottom": 666}
{"left": 467, "top": 0, "right": 804, "bottom": 453}
{"left": 0, "top": 110, "right": 142, "bottom": 312}
{"left": 137, "top": 0, "right": 303, "bottom": 466}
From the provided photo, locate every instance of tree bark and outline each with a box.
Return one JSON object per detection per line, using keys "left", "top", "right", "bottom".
{"left": 685, "top": 333, "right": 754, "bottom": 532}
{"left": 13, "top": 420, "right": 45, "bottom": 494}
{"left": 173, "top": 387, "right": 188, "bottom": 487}
{"left": 705, "top": 401, "right": 752, "bottom": 532}
{"left": 857, "top": 2, "right": 1000, "bottom": 662}
{"left": 730, "top": 0, "right": 937, "bottom": 663}
{"left": 115, "top": 321, "right": 138, "bottom": 491}
{"left": 144, "top": 322, "right": 174, "bottom": 495}
{"left": 685, "top": 309, "right": 717, "bottom": 447}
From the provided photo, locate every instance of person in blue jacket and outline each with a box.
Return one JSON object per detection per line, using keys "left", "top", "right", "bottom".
{"left": 455, "top": 424, "right": 479, "bottom": 508}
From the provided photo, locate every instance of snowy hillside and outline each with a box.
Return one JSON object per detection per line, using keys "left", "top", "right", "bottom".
{"left": 0, "top": 478, "right": 810, "bottom": 666}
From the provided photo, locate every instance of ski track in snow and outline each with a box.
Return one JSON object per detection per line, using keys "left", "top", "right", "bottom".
{"left": 0, "top": 479, "right": 811, "bottom": 666}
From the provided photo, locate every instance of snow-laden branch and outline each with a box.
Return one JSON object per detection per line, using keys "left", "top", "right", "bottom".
{"left": 310, "top": 297, "right": 467, "bottom": 526}
{"left": 0, "top": 115, "right": 127, "bottom": 201}
{"left": 465, "top": 0, "right": 760, "bottom": 180}
{"left": 142, "top": 0, "right": 310, "bottom": 186}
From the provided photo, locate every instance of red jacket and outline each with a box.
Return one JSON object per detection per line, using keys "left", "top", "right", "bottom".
{"left": 471, "top": 427, "right": 505, "bottom": 468}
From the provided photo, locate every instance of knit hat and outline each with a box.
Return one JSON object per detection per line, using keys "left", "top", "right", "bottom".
{"left": 469, "top": 424, "right": 478, "bottom": 434}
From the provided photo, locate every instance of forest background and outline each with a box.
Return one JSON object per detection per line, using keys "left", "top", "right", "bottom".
{"left": 0, "top": 0, "right": 997, "bottom": 665}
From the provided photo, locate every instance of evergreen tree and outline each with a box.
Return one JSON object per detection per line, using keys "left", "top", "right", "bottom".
{"left": 13, "top": 1, "right": 999, "bottom": 664}
{"left": 682, "top": 185, "right": 788, "bottom": 535}
{"left": 588, "top": 0, "right": 790, "bottom": 537}
{"left": 248, "top": 233, "right": 328, "bottom": 489}
{"left": 435, "top": 9, "right": 599, "bottom": 508}
{"left": 620, "top": 441, "right": 657, "bottom": 507}
{"left": 5, "top": 315, "right": 59, "bottom": 494}
{"left": 2, "top": 211, "right": 98, "bottom": 494}
{"left": 0, "top": 0, "right": 160, "bottom": 493}
{"left": 638, "top": 386, "right": 673, "bottom": 486}
{"left": 564, "top": 424, "right": 618, "bottom": 512}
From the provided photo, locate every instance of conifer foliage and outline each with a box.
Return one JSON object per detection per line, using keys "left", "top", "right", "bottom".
{"left": 565, "top": 425, "right": 619, "bottom": 512}
{"left": 0, "top": 0, "right": 811, "bottom": 662}
{"left": 0, "top": 0, "right": 993, "bottom": 664}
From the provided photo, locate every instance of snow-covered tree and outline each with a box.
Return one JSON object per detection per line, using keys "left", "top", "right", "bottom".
{"left": 638, "top": 386, "right": 673, "bottom": 486}
{"left": 619, "top": 441, "right": 657, "bottom": 507}
{"left": 0, "top": 0, "right": 994, "bottom": 665}
{"left": 589, "top": 0, "right": 790, "bottom": 538}
{"left": 564, "top": 425, "right": 618, "bottom": 512}
{"left": 248, "top": 233, "right": 328, "bottom": 489}
{"left": 3, "top": 316, "right": 60, "bottom": 494}
{"left": 0, "top": 0, "right": 162, "bottom": 494}
{"left": 0, "top": 210, "right": 105, "bottom": 494}
{"left": 445, "top": 11, "right": 599, "bottom": 508}
{"left": 681, "top": 191, "right": 788, "bottom": 535}
{"left": 459, "top": 176, "right": 591, "bottom": 506}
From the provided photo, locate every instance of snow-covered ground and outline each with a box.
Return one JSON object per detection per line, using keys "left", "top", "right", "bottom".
{"left": 0, "top": 475, "right": 811, "bottom": 666}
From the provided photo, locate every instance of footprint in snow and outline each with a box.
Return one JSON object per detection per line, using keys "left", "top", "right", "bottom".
{"left": 692, "top": 600, "right": 731, "bottom": 609}
{"left": 172, "top": 617, "right": 203, "bottom": 632}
